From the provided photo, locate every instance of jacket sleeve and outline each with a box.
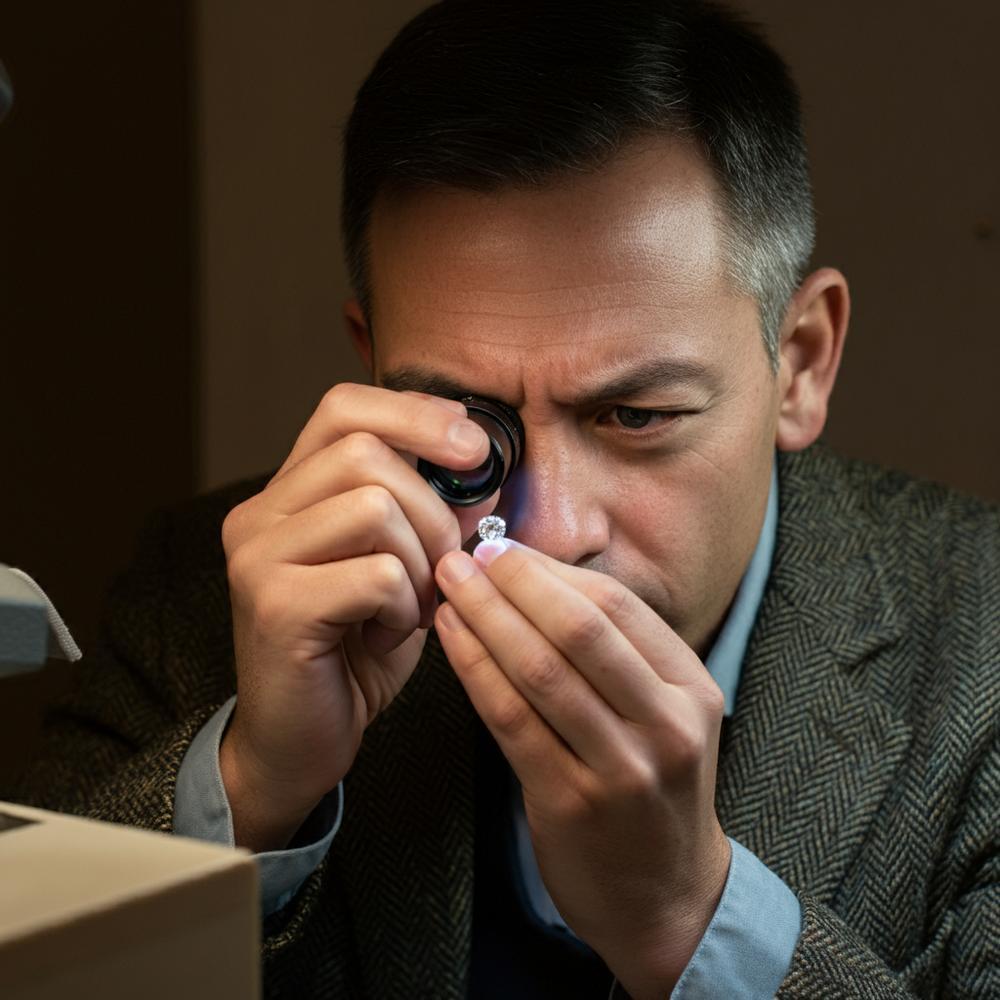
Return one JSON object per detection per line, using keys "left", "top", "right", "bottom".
{"left": 776, "top": 732, "right": 999, "bottom": 999}
{"left": 174, "top": 694, "right": 344, "bottom": 917}
{"left": 2, "top": 499, "right": 331, "bottom": 971}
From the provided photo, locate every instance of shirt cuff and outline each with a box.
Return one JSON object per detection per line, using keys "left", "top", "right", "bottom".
{"left": 173, "top": 694, "right": 343, "bottom": 917}
{"left": 672, "top": 836, "right": 801, "bottom": 998}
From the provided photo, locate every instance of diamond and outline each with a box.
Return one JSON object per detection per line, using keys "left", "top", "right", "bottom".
{"left": 477, "top": 515, "right": 507, "bottom": 542}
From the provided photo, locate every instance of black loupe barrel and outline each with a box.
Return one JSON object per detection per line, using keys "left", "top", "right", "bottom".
{"left": 418, "top": 396, "right": 524, "bottom": 506}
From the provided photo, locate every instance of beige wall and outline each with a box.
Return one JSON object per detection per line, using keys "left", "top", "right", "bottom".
{"left": 196, "top": 0, "right": 999, "bottom": 501}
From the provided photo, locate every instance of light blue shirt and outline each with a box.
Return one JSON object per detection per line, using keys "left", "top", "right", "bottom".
{"left": 174, "top": 462, "right": 799, "bottom": 997}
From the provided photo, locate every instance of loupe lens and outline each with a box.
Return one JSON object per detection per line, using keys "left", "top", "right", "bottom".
{"left": 418, "top": 396, "right": 524, "bottom": 506}
{"left": 433, "top": 454, "right": 495, "bottom": 493}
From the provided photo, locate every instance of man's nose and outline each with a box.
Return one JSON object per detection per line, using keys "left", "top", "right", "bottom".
{"left": 499, "top": 439, "right": 610, "bottom": 566}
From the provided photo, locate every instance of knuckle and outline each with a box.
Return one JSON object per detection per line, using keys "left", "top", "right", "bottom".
{"left": 372, "top": 552, "right": 409, "bottom": 595}
{"left": 225, "top": 540, "right": 256, "bottom": 594}
{"left": 358, "top": 483, "right": 398, "bottom": 524}
{"left": 322, "top": 381, "right": 360, "bottom": 414}
{"left": 668, "top": 718, "right": 709, "bottom": 770}
{"left": 341, "top": 430, "right": 389, "bottom": 468}
{"left": 491, "top": 695, "right": 533, "bottom": 738}
{"left": 591, "top": 578, "right": 629, "bottom": 620}
{"left": 560, "top": 606, "right": 607, "bottom": 648}
{"left": 617, "top": 758, "right": 659, "bottom": 801}
{"left": 701, "top": 678, "right": 726, "bottom": 719}
{"left": 221, "top": 503, "right": 248, "bottom": 555}
{"left": 519, "top": 649, "right": 565, "bottom": 696}
{"left": 647, "top": 697, "right": 677, "bottom": 732}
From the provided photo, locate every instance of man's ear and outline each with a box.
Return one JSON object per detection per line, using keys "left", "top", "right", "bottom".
{"left": 343, "top": 297, "right": 374, "bottom": 376}
{"left": 775, "top": 267, "right": 850, "bottom": 452}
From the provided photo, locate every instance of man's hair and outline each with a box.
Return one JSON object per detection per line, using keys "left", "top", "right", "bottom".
{"left": 341, "top": 0, "right": 815, "bottom": 370}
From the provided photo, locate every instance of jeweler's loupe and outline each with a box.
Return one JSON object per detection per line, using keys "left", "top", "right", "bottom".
{"left": 418, "top": 395, "right": 524, "bottom": 506}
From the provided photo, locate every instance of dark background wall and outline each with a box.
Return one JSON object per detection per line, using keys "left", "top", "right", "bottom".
{"left": 755, "top": 0, "right": 999, "bottom": 496}
{"left": 0, "top": 3, "right": 195, "bottom": 785}
{"left": 194, "top": 1, "right": 1000, "bottom": 500}
{"left": 1, "top": 1, "right": 997, "bottom": 787}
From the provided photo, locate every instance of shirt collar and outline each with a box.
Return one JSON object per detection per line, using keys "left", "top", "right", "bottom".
{"left": 704, "top": 460, "right": 779, "bottom": 717}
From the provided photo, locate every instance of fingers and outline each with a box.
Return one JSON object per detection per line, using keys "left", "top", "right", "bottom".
{"left": 223, "top": 382, "right": 508, "bottom": 654}
{"left": 400, "top": 390, "right": 468, "bottom": 416}
{"left": 241, "top": 552, "right": 422, "bottom": 643}
{"left": 486, "top": 539, "right": 708, "bottom": 688}
{"left": 244, "top": 485, "right": 439, "bottom": 628}
{"left": 435, "top": 551, "right": 636, "bottom": 775}
{"left": 221, "top": 385, "right": 483, "bottom": 810}
{"left": 245, "top": 384, "right": 500, "bottom": 568}
{"left": 238, "top": 431, "right": 467, "bottom": 573}
{"left": 472, "top": 546, "right": 668, "bottom": 722}
{"left": 271, "top": 383, "right": 489, "bottom": 484}
{"left": 433, "top": 600, "right": 586, "bottom": 791}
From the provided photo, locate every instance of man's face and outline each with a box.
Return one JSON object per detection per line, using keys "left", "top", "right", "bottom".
{"left": 365, "top": 138, "right": 782, "bottom": 657}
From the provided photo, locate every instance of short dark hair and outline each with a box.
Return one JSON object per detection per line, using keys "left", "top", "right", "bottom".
{"left": 341, "top": 0, "right": 815, "bottom": 368}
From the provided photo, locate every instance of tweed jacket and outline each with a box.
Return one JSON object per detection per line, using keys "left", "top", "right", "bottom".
{"left": 6, "top": 443, "right": 999, "bottom": 998}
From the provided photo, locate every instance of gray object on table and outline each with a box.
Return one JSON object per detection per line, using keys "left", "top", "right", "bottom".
{"left": 0, "top": 564, "right": 82, "bottom": 677}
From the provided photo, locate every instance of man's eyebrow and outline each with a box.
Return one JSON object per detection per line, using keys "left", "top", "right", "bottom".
{"left": 379, "top": 358, "right": 714, "bottom": 407}
{"left": 571, "top": 357, "right": 714, "bottom": 407}
{"left": 380, "top": 367, "right": 473, "bottom": 400}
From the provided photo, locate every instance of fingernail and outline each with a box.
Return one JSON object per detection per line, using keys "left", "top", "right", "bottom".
{"left": 437, "top": 397, "right": 468, "bottom": 415}
{"left": 474, "top": 539, "right": 509, "bottom": 567}
{"left": 437, "top": 603, "right": 464, "bottom": 632}
{"left": 449, "top": 420, "right": 486, "bottom": 457}
{"left": 439, "top": 551, "right": 476, "bottom": 584}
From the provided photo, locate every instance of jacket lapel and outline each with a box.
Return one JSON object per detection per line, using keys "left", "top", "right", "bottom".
{"left": 716, "top": 445, "right": 911, "bottom": 900}
{"left": 334, "top": 631, "right": 477, "bottom": 999}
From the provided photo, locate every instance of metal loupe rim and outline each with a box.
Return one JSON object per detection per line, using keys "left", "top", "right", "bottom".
{"left": 418, "top": 395, "right": 524, "bottom": 506}
{"left": 460, "top": 396, "right": 524, "bottom": 470}
{"left": 419, "top": 437, "right": 507, "bottom": 506}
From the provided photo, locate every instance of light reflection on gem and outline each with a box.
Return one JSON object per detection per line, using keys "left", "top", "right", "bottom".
{"left": 478, "top": 515, "right": 507, "bottom": 542}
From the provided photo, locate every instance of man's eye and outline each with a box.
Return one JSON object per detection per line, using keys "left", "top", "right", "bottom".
{"left": 615, "top": 406, "right": 655, "bottom": 429}
{"left": 594, "top": 405, "right": 685, "bottom": 437}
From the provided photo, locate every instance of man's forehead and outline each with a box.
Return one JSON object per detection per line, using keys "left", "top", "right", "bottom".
{"left": 377, "top": 276, "right": 713, "bottom": 323}
{"left": 368, "top": 137, "right": 730, "bottom": 308}
{"left": 367, "top": 137, "right": 760, "bottom": 401}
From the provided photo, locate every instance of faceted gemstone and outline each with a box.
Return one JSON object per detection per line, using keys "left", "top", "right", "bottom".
{"left": 477, "top": 515, "right": 507, "bottom": 542}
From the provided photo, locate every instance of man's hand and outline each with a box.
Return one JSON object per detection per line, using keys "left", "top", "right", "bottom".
{"left": 434, "top": 538, "right": 731, "bottom": 999}
{"left": 218, "top": 383, "right": 496, "bottom": 855}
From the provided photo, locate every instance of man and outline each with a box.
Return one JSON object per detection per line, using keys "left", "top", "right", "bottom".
{"left": 9, "top": 1, "right": 998, "bottom": 997}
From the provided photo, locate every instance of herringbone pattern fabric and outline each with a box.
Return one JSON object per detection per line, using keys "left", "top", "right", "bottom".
{"left": 5, "top": 442, "right": 998, "bottom": 998}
